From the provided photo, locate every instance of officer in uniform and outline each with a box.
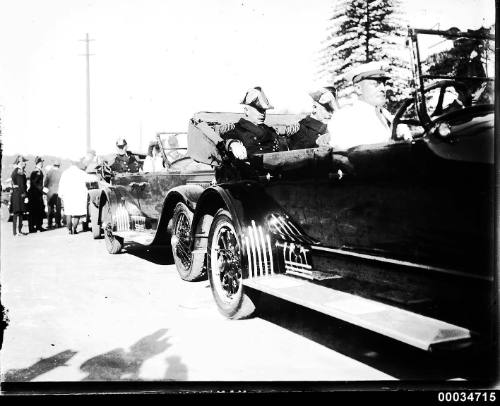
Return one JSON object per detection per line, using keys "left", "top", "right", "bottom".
{"left": 219, "top": 86, "right": 280, "bottom": 160}
{"left": 327, "top": 61, "right": 412, "bottom": 150}
{"left": 110, "top": 138, "right": 140, "bottom": 173}
{"left": 287, "top": 87, "right": 339, "bottom": 150}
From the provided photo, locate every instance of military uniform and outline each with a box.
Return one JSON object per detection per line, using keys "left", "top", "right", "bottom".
{"left": 110, "top": 151, "right": 140, "bottom": 173}
{"left": 287, "top": 115, "right": 327, "bottom": 150}
{"left": 220, "top": 118, "right": 280, "bottom": 156}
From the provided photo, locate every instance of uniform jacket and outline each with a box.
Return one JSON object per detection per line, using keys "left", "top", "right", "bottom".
{"left": 28, "top": 168, "right": 45, "bottom": 217}
{"left": 28, "top": 169, "right": 44, "bottom": 198}
{"left": 44, "top": 167, "right": 62, "bottom": 196}
{"left": 220, "top": 118, "right": 280, "bottom": 156}
{"left": 10, "top": 167, "right": 27, "bottom": 213}
{"left": 287, "top": 115, "right": 327, "bottom": 150}
{"left": 111, "top": 151, "right": 140, "bottom": 173}
{"left": 327, "top": 99, "right": 392, "bottom": 150}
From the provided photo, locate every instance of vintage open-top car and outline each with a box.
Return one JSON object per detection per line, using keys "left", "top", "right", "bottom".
{"left": 169, "top": 27, "right": 495, "bottom": 353}
{"left": 87, "top": 133, "right": 215, "bottom": 278}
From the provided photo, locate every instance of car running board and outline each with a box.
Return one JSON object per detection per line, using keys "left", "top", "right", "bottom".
{"left": 115, "top": 231, "right": 155, "bottom": 246}
{"left": 243, "top": 274, "right": 471, "bottom": 351}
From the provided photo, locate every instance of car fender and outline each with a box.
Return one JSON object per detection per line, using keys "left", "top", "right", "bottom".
{"left": 152, "top": 184, "right": 207, "bottom": 245}
{"left": 192, "top": 182, "right": 317, "bottom": 278}
{"left": 97, "top": 185, "right": 123, "bottom": 229}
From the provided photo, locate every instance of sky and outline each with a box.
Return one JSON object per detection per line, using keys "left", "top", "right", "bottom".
{"left": 0, "top": 0, "right": 495, "bottom": 160}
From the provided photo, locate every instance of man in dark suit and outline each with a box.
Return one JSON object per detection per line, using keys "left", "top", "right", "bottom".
{"left": 219, "top": 86, "right": 280, "bottom": 159}
{"left": 28, "top": 156, "right": 46, "bottom": 232}
{"left": 44, "top": 160, "right": 63, "bottom": 228}
{"left": 111, "top": 138, "right": 140, "bottom": 173}
{"left": 287, "top": 87, "right": 339, "bottom": 150}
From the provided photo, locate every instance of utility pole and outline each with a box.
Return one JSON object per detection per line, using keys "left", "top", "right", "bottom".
{"left": 80, "top": 34, "right": 94, "bottom": 153}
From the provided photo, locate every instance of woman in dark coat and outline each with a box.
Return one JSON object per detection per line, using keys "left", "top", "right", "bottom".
{"left": 10, "top": 155, "right": 29, "bottom": 236}
{"left": 28, "top": 156, "right": 46, "bottom": 232}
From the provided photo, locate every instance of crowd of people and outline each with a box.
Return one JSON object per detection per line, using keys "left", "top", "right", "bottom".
{"left": 8, "top": 154, "right": 97, "bottom": 236}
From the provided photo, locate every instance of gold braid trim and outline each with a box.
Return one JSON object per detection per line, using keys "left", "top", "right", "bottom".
{"left": 274, "top": 122, "right": 300, "bottom": 136}
{"left": 218, "top": 122, "right": 236, "bottom": 135}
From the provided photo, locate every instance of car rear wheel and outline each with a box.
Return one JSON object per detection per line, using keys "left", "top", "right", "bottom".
{"left": 103, "top": 202, "right": 123, "bottom": 254}
{"left": 207, "top": 209, "right": 255, "bottom": 319}
{"left": 171, "top": 202, "right": 205, "bottom": 281}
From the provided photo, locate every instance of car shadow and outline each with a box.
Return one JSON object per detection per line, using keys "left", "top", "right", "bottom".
{"left": 2, "top": 350, "right": 78, "bottom": 382}
{"left": 125, "top": 245, "right": 174, "bottom": 265}
{"left": 79, "top": 328, "right": 187, "bottom": 381}
{"left": 250, "top": 289, "right": 493, "bottom": 384}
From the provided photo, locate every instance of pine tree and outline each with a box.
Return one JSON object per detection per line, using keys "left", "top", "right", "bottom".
{"left": 319, "top": 0, "right": 412, "bottom": 112}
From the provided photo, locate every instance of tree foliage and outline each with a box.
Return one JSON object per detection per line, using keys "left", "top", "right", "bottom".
{"left": 319, "top": 0, "right": 412, "bottom": 111}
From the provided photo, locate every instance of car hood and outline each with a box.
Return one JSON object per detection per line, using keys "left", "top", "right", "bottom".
{"left": 425, "top": 109, "right": 494, "bottom": 164}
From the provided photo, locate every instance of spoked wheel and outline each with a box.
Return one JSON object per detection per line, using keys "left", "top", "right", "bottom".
{"left": 171, "top": 202, "right": 205, "bottom": 281}
{"left": 208, "top": 209, "right": 255, "bottom": 319}
{"left": 103, "top": 203, "right": 123, "bottom": 254}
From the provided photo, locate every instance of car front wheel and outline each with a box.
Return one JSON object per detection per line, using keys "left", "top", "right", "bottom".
{"left": 171, "top": 202, "right": 205, "bottom": 281}
{"left": 207, "top": 209, "right": 255, "bottom": 319}
{"left": 103, "top": 202, "right": 123, "bottom": 254}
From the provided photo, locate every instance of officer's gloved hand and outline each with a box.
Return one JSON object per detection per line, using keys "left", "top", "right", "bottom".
{"left": 397, "top": 124, "right": 413, "bottom": 142}
{"left": 229, "top": 141, "right": 248, "bottom": 160}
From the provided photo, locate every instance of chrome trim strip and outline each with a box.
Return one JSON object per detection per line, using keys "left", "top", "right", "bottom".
{"left": 266, "top": 234, "right": 274, "bottom": 275}
{"left": 272, "top": 214, "right": 295, "bottom": 242}
{"left": 284, "top": 260, "right": 312, "bottom": 270}
{"left": 251, "top": 221, "right": 264, "bottom": 276}
{"left": 247, "top": 226, "right": 258, "bottom": 278}
{"left": 245, "top": 236, "right": 253, "bottom": 278}
{"left": 258, "top": 226, "right": 269, "bottom": 276}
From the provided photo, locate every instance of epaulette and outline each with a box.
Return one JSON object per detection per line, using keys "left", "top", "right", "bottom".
{"left": 274, "top": 123, "right": 300, "bottom": 136}
{"left": 218, "top": 122, "right": 236, "bottom": 135}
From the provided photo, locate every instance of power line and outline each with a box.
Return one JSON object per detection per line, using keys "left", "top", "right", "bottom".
{"left": 80, "top": 34, "right": 94, "bottom": 153}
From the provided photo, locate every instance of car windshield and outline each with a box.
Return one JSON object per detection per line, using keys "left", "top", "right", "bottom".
{"left": 413, "top": 28, "right": 495, "bottom": 108}
{"left": 157, "top": 132, "right": 189, "bottom": 163}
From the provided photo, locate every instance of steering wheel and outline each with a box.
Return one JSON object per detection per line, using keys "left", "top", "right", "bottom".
{"left": 391, "top": 80, "right": 469, "bottom": 140}
{"left": 95, "top": 162, "right": 113, "bottom": 183}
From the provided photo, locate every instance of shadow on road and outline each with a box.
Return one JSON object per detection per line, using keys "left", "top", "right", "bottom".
{"left": 165, "top": 356, "right": 188, "bottom": 381}
{"left": 2, "top": 350, "right": 77, "bottom": 382}
{"left": 251, "top": 290, "right": 493, "bottom": 383}
{"left": 80, "top": 329, "right": 188, "bottom": 381}
{"left": 125, "top": 245, "right": 174, "bottom": 266}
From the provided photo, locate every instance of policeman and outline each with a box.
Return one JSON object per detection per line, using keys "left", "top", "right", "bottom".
{"left": 220, "top": 86, "right": 280, "bottom": 160}
{"left": 110, "top": 138, "right": 140, "bottom": 173}
{"left": 287, "top": 87, "right": 339, "bottom": 150}
{"left": 327, "top": 61, "right": 411, "bottom": 150}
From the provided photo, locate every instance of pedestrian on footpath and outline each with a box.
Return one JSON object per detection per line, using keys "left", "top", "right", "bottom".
{"left": 58, "top": 160, "right": 89, "bottom": 234}
{"left": 43, "top": 160, "right": 63, "bottom": 228}
{"left": 10, "top": 155, "right": 29, "bottom": 236}
{"left": 28, "top": 156, "right": 46, "bottom": 233}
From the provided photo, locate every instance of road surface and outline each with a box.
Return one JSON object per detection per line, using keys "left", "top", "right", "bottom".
{"left": 0, "top": 210, "right": 488, "bottom": 389}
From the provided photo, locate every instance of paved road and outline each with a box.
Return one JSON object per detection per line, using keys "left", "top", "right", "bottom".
{"left": 1, "top": 215, "right": 396, "bottom": 383}
{"left": 0, "top": 211, "right": 487, "bottom": 387}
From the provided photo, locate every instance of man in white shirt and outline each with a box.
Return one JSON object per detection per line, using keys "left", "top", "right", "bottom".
{"left": 328, "top": 61, "right": 411, "bottom": 150}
